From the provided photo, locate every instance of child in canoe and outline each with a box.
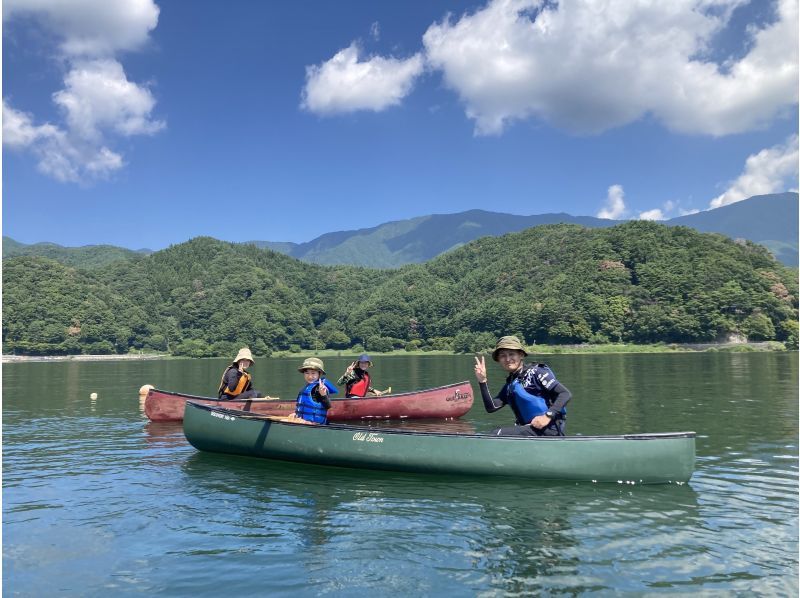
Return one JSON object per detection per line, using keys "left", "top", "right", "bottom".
{"left": 294, "top": 357, "right": 338, "bottom": 424}
{"left": 217, "top": 347, "right": 264, "bottom": 400}
{"left": 337, "top": 353, "right": 384, "bottom": 398}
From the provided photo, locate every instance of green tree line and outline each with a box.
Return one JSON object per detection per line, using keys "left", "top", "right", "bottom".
{"left": 3, "top": 223, "right": 797, "bottom": 356}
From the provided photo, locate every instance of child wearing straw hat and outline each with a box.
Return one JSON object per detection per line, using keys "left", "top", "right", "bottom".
{"left": 217, "top": 347, "right": 263, "bottom": 400}
{"left": 473, "top": 336, "right": 572, "bottom": 437}
{"left": 294, "top": 357, "right": 338, "bottom": 424}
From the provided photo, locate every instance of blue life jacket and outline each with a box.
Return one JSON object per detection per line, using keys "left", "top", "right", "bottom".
{"left": 504, "top": 363, "right": 566, "bottom": 425}
{"left": 295, "top": 378, "right": 337, "bottom": 424}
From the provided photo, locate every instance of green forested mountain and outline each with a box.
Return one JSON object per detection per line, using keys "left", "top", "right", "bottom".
{"left": 2, "top": 236, "right": 151, "bottom": 269}
{"left": 3, "top": 224, "right": 797, "bottom": 356}
{"left": 665, "top": 192, "right": 798, "bottom": 266}
{"left": 6, "top": 192, "right": 797, "bottom": 270}
{"left": 246, "top": 210, "right": 619, "bottom": 267}
{"left": 246, "top": 192, "right": 798, "bottom": 267}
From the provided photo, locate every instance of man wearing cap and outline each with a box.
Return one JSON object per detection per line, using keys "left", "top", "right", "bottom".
{"left": 474, "top": 336, "right": 572, "bottom": 436}
{"left": 218, "top": 347, "right": 263, "bottom": 400}
{"left": 295, "top": 357, "right": 339, "bottom": 424}
{"left": 337, "top": 354, "right": 382, "bottom": 398}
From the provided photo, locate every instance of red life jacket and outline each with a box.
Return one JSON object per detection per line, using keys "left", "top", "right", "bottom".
{"left": 347, "top": 370, "right": 371, "bottom": 398}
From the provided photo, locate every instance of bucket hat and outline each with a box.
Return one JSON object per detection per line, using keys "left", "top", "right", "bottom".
{"left": 298, "top": 357, "right": 326, "bottom": 374}
{"left": 356, "top": 353, "right": 373, "bottom": 366}
{"left": 234, "top": 347, "right": 254, "bottom": 364}
{"left": 491, "top": 336, "right": 528, "bottom": 361}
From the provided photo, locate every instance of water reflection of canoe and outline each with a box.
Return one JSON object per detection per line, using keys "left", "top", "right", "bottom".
{"left": 183, "top": 401, "right": 696, "bottom": 484}
{"left": 144, "top": 381, "right": 474, "bottom": 422}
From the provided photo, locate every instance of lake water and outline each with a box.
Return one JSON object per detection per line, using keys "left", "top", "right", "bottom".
{"left": 3, "top": 353, "right": 798, "bottom": 596}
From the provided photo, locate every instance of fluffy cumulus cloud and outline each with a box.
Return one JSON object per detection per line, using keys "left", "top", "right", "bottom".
{"left": 710, "top": 136, "right": 799, "bottom": 207}
{"left": 597, "top": 184, "right": 627, "bottom": 219}
{"left": 421, "top": 0, "right": 798, "bottom": 136}
{"left": 597, "top": 186, "right": 693, "bottom": 221}
{"left": 3, "top": 101, "right": 123, "bottom": 182}
{"left": 302, "top": 43, "right": 424, "bottom": 114}
{"left": 638, "top": 208, "right": 665, "bottom": 221}
{"left": 2, "top": 0, "right": 159, "bottom": 56}
{"left": 53, "top": 59, "right": 165, "bottom": 140}
{"left": 599, "top": 137, "right": 799, "bottom": 220}
{"left": 2, "top": 0, "right": 163, "bottom": 183}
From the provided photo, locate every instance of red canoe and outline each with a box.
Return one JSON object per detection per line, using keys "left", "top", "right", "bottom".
{"left": 143, "top": 381, "right": 474, "bottom": 422}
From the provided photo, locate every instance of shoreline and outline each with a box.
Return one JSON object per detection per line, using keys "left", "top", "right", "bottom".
{"left": 1, "top": 341, "right": 788, "bottom": 363}
{"left": 2, "top": 353, "right": 169, "bottom": 363}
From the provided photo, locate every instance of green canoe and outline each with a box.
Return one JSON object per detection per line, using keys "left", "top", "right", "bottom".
{"left": 183, "top": 401, "right": 695, "bottom": 484}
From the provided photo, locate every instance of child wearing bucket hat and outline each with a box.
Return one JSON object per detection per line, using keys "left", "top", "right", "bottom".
{"left": 473, "top": 336, "right": 572, "bottom": 437}
{"left": 218, "top": 347, "right": 264, "bottom": 400}
{"left": 294, "top": 357, "right": 338, "bottom": 424}
{"left": 337, "top": 353, "right": 383, "bottom": 398}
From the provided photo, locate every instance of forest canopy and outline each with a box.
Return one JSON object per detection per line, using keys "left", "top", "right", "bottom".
{"left": 3, "top": 222, "right": 797, "bottom": 356}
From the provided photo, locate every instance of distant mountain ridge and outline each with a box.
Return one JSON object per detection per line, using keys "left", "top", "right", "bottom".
{"left": 664, "top": 192, "right": 798, "bottom": 266}
{"left": 246, "top": 192, "right": 798, "bottom": 267}
{"left": 4, "top": 192, "right": 796, "bottom": 268}
{"left": 247, "top": 211, "right": 619, "bottom": 268}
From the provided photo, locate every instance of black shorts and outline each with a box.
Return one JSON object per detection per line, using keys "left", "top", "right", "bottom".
{"left": 490, "top": 420, "right": 566, "bottom": 437}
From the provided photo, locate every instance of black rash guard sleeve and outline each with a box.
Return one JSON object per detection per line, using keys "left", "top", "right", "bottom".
{"left": 479, "top": 381, "right": 505, "bottom": 413}
{"left": 548, "top": 382, "right": 572, "bottom": 414}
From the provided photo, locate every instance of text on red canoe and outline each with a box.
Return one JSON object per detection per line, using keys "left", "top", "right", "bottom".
{"left": 445, "top": 390, "right": 472, "bottom": 402}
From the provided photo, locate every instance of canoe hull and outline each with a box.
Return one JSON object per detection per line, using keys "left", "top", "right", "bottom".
{"left": 144, "top": 382, "right": 474, "bottom": 422}
{"left": 183, "top": 401, "right": 695, "bottom": 484}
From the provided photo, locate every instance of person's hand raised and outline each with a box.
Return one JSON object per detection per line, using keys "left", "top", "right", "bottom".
{"left": 474, "top": 355, "right": 487, "bottom": 383}
{"left": 318, "top": 379, "right": 328, "bottom": 396}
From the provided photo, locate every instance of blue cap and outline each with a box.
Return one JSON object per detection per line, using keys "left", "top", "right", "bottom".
{"left": 357, "top": 354, "right": 373, "bottom": 365}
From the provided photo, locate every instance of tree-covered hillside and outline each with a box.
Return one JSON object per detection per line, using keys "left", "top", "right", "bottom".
{"left": 3, "top": 224, "right": 797, "bottom": 356}
{"left": 3, "top": 236, "right": 149, "bottom": 269}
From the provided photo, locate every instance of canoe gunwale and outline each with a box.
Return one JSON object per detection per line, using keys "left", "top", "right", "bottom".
{"left": 145, "top": 380, "right": 474, "bottom": 422}
{"left": 147, "top": 380, "right": 472, "bottom": 403}
{"left": 190, "top": 401, "right": 696, "bottom": 441}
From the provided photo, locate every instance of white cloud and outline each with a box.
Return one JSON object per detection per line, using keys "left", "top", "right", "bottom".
{"left": 3, "top": 0, "right": 163, "bottom": 183}
{"left": 710, "top": 135, "right": 799, "bottom": 207}
{"left": 638, "top": 209, "right": 665, "bottom": 221}
{"left": 3, "top": 100, "right": 125, "bottom": 182}
{"left": 302, "top": 43, "right": 424, "bottom": 114}
{"left": 53, "top": 59, "right": 164, "bottom": 141}
{"left": 3, "top": 0, "right": 159, "bottom": 57}
{"left": 2, "top": 101, "right": 55, "bottom": 147}
{"left": 422, "top": 0, "right": 798, "bottom": 136}
{"left": 597, "top": 184, "right": 627, "bottom": 219}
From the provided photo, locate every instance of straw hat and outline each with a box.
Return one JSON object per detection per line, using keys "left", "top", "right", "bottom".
{"left": 298, "top": 357, "right": 325, "bottom": 374}
{"left": 234, "top": 347, "right": 254, "bottom": 364}
{"left": 491, "top": 336, "right": 528, "bottom": 361}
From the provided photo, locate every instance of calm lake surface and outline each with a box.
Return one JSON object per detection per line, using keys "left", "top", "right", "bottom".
{"left": 4, "top": 353, "right": 798, "bottom": 596}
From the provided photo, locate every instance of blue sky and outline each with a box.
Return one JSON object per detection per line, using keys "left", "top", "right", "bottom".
{"left": 3, "top": 0, "right": 798, "bottom": 251}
